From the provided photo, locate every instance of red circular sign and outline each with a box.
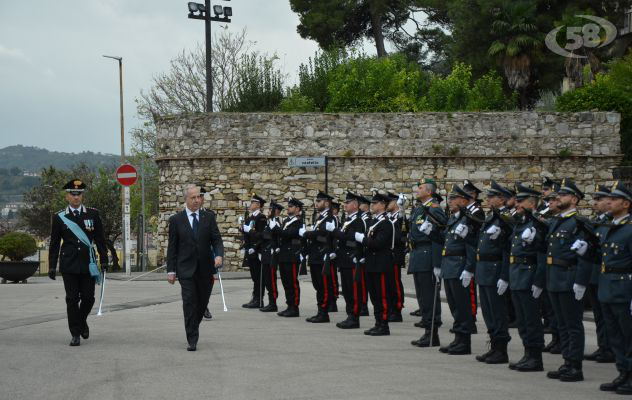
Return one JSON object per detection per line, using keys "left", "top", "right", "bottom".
{"left": 116, "top": 164, "right": 138, "bottom": 186}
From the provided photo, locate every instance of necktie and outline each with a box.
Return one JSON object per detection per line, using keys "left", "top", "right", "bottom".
{"left": 192, "top": 213, "right": 199, "bottom": 236}
{"left": 73, "top": 210, "right": 80, "bottom": 218}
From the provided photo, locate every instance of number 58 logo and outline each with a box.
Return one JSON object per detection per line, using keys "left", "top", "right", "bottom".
{"left": 545, "top": 15, "right": 617, "bottom": 58}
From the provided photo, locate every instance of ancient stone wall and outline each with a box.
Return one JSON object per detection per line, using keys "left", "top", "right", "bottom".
{"left": 156, "top": 112, "right": 621, "bottom": 270}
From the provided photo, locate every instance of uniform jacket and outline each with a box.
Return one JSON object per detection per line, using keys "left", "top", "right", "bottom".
{"left": 303, "top": 209, "right": 336, "bottom": 266}
{"left": 360, "top": 213, "right": 394, "bottom": 273}
{"left": 49, "top": 205, "right": 108, "bottom": 274}
{"left": 590, "top": 213, "right": 611, "bottom": 285}
{"left": 440, "top": 212, "right": 477, "bottom": 279}
{"left": 390, "top": 211, "right": 407, "bottom": 268}
{"left": 408, "top": 200, "right": 447, "bottom": 274}
{"left": 332, "top": 211, "right": 366, "bottom": 269}
{"left": 508, "top": 215, "right": 546, "bottom": 291}
{"left": 597, "top": 214, "right": 632, "bottom": 304}
{"left": 261, "top": 215, "right": 281, "bottom": 265}
{"left": 277, "top": 215, "right": 303, "bottom": 264}
{"left": 476, "top": 207, "right": 512, "bottom": 286}
{"left": 243, "top": 210, "right": 267, "bottom": 260}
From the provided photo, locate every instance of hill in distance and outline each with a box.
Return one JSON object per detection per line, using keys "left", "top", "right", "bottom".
{"left": 0, "top": 145, "right": 119, "bottom": 173}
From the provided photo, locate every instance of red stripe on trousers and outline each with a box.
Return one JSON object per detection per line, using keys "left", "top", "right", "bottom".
{"left": 322, "top": 272, "right": 329, "bottom": 310}
{"left": 380, "top": 273, "right": 388, "bottom": 321}
{"left": 271, "top": 266, "right": 277, "bottom": 299}
{"left": 331, "top": 264, "right": 339, "bottom": 298}
{"left": 393, "top": 264, "right": 402, "bottom": 310}
{"left": 292, "top": 263, "right": 299, "bottom": 306}
{"left": 361, "top": 266, "right": 367, "bottom": 303}
{"left": 470, "top": 279, "right": 477, "bottom": 316}
{"left": 352, "top": 267, "right": 359, "bottom": 316}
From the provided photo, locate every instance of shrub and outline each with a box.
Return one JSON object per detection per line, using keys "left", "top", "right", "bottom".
{"left": 279, "top": 88, "right": 317, "bottom": 112}
{"left": 0, "top": 232, "right": 38, "bottom": 261}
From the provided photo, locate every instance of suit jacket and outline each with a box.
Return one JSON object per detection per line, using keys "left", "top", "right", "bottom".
{"left": 49, "top": 205, "right": 108, "bottom": 274}
{"left": 167, "top": 209, "right": 224, "bottom": 279}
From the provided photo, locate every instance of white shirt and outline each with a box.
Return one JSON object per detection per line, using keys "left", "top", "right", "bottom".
{"left": 186, "top": 207, "right": 200, "bottom": 228}
{"left": 67, "top": 204, "right": 86, "bottom": 215}
{"left": 613, "top": 214, "right": 630, "bottom": 225}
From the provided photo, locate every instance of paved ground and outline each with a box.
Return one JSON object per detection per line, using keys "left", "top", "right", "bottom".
{"left": 0, "top": 273, "right": 616, "bottom": 400}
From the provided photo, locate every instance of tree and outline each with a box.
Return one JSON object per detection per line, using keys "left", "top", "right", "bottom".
{"left": 289, "top": 0, "right": 414, "bottom": 57}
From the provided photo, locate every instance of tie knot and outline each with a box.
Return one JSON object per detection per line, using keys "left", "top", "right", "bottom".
{"left": 73, "top": 210, "right": 80, "bottom": 217}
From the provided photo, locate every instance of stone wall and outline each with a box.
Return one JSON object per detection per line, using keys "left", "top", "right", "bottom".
{"left": 156, "top": 112, "right": 621, "bottom": 270}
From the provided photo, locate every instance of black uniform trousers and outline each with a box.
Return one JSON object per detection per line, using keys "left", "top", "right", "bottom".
{"left": 602, "top": 302, "right": 632, "bottom": 372}
{"left": 262, "top": 263, "right": 278, "bottom": 303}
{"left": 178, "top": 265, "right": 212, "bottom": 346}
{"left": 388, "top": 263, "right": 405, "bottom": 314}
{"left": 549, "top": 291, "right": 585, "bottom": 363}
{"left": 367, "top": 271, "right": 391, "bottom": 323}
{"left": 412, "top": 271, "right": 442, "bottom": 328}
{"left": 359, "top": 263, "right": 368, "bottom": 309}
{"left": 340, "top": 267, "right": 363, "bottom": 317}
{"left": 310, "top": 263, "right": 335, "bottom": 313}
{"left": 479, "top": 285, "right": 510, "bottom": 342}
{"left": 331, "top": 263, "right": 340, "bottom": 303}
{"left": 587, "top": 283, "right": 610, "bottom": 351}
{"left": 541, "top": 288, "right": 558, "bottom": 335}
{"left": 444, "top": 278, "right": 473, "bottom": 334}
{"left": 512, "top": 290, "right": 544, "bottom": 349}
{"left": 247, "top": 256, "right": 264, "bottom": 301}
{"left": 62, "top": 272, "right": 96, "bottom": 336}
{"left": 279, "top": 262, "right": 300, "bottom": 307}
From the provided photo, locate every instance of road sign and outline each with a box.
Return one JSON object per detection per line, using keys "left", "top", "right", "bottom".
{"left": 116, "top": 164, "right": 138, "bottom": 186}
{"left": 288, "top": 156, "right": 326, "bottom": 168}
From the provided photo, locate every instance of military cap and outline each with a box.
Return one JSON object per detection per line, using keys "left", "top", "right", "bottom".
{"left": 448, "top": 185, "right": 473, "bottom": 200}
{"left": 558, "top": 178, "right": 584, "bottom": 199}
{"left": 344, "top": 192, "right": 360, "bottom": 203}
{"left": 542, "top": 176, "right": 556, "bottom": 190}
{"left": 463, "top": 179, "right": 482, "bottom": 195}
{"left": 288, "top": 197, "right": 304, "bottom": 209}
{"left": 370, "top": 192, "right": 390, "bottom": 204}
{"left": 593, "top": 184, "right": 611, "bottom": 199}
{"left": 270, "top": 201, "right": 284, "bottom": 211}
{"left": 251, "top": 193, "right": 266, "bottom": 206}
{"left": 609, "top": 181, "right": 632, "bottom": 202}
{"left": 417, "top": 178, "right": 437, "bottom": 187}
{"left": 63, "top": 179, "right": 86, "bottom": 194}
{"left": 358, "top": 194, "right": 371, "bottom": 205}
{"left": 331, "top": 201, "right": 340, "bottom": 210}
{"left": 515, "top": 183, "right": 541, "bottom": 200}
{"left": 386, "top": 192, "right": 399, "bottom": 202}
{"left": 543, "top": 182, "right": 560, "bottom": 200}
{"left": 315, "top": 191, "right": 334, "bottom": 201}
{"left": 486, "top": 180, "right": 506, "bottom": 197}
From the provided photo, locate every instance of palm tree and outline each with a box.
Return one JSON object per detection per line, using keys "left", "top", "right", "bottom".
{"left": 488, "top": 0, "right": 542, "bottom": 109}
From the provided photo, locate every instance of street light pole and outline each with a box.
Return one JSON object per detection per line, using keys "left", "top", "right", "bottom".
{"left": 103, "top": 55, "right": 128, "bottom": 275}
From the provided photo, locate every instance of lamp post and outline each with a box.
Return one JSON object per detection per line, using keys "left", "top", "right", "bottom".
{"left": 102, "top": 55, "right": 129, "bottom": 275}
{"left": 187, "top": 1, "right": 232, "bottom": 112}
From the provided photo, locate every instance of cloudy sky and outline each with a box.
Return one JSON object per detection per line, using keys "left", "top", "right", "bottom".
{"left": 0, "top": 1, "right": 383, "bottom": 155}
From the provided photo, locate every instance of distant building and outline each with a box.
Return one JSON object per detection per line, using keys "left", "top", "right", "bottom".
{"left": 22, "top": 172, "right": 39, "bottom": 177}
{"left": 1, "top": 202, "right": 24, "bottom": 218}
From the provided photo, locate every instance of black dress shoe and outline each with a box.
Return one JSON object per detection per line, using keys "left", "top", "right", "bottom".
{"left": 410, "top": 309, "right": 421, "bottom": 316}
{"left": 368, "top": 323, "right": 390, "bottom": 336}
{"left": 203, "top": 309, "right": 213, "bottom": 320}
{"left": 600, "top": 371, "right": 629, "bottom": 392}
{"left": 260, "top": 303, "right": 278, "bottom": 312}
{"left": 69, "top": 336, "right": 80, "bottom": 347}
{"left": 187, "top": 343, "right": 197, "bottom": 351}
{"left": 80, "top": 324, "right": 89, "bottom": 339}
{"left": 388, "top": 313, "right": 403, "bottom": 322}
{"left": 414, "top": 320, "right": 428, "bottom": 328}
{"left": 595, "top": 349, "right": 615, "bottom": 363}
{"left": 277, "top": 308, "right": 289, "bottom": 317}
{"left": 336, "top": 317, "right": 360, "bottom": 329}
{"left": 364, "top": 324, "right": 379, "bottom": 335}
{"left": 242, "top": 299, "right": 260, "bottom": 309}
{"left": 547, "top": 362, "right": 571, "bottom": 379}
{"left": 308, "top": 313, "right": 330, "bottom": 323}
{"left": 284, "top": 307, "right": 299, "bottom": 317}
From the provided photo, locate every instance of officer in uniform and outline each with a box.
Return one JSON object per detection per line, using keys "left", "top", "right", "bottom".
{"left": 474, "top": 181, "right": 513, "bottom": 364}
{"left": 584, "top": 185, "right": 615, "bottom": 363}
{"left": 300, "top": 191, "right": 337, "bottom": 323}
{"left": 463, "top": 180, "right": 484, "bottom": 333}
{"left": 241, "top": 194, "right": 268, "bottom": 309}
{"left": 260, "top": 201, "right": 283, "bottom": 312}
{"left": 438, "top": 185, "right": 477, "bottom": 355}
{"left": 48, "top": 179, "right": 108, "bottom": 346}
{"left": 357, "top": 194, "right": 372, "bottom": 316}
{"left": 276, "top": 198, "right": 304, "bottom": 317}
{"left": 328, "top": 201, "right": 341, "bottom": 312}
{"left": 354, "top": 192, "right": 394, "bottom": 336}
{"left": 597, "top": 182, "right": 632, "bottom": 394}
{"left": 410, "top": 179, "right": 447, "bottom": 348}
{"left": 386, "top": 192, "right": 407, "bottom": 322}
{"left": 538, "top": 178, "right": 592, "bottom": 382}
{"left": 328, "top": 192, "right": 366, "bottom": 329}
{"left": 507, "top": 183, "right": 546, "bottom": 372}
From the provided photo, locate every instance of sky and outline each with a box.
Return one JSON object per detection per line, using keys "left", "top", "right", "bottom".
{"left": 0, "top": 0, "right": 385, "bottom": 155}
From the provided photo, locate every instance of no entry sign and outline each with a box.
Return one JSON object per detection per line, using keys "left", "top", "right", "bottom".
{"left": 116, "top": 164, "right": 138, "bottom": 186}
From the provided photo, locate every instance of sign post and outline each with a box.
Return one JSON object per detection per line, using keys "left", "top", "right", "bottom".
{"left": 116, "top": 164, "right": 138, "bottom": 276}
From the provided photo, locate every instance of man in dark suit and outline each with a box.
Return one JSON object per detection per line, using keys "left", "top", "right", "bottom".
{"left": 49, "top": 179, "right": 108, "bottom": 346}
{"left": 167, "top": 184, "right": 224, "bottom": 351}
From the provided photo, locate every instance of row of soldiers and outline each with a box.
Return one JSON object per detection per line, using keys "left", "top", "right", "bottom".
{"left": 238, "top": 177, "right": 632, "bottom": 394}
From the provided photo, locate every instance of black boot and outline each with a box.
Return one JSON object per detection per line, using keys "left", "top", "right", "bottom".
{"left": 69, "top": 336, "right": 80, "bottom": 346}
{"left": 80, "top": 323, "right": 90, "bottom": 339}
{"left": 595, "top": 348, "right": 615, "bottom": 363}
{"left": 410, "top": 309, "right": 421, "bottom": 316}
{"left": 242, "top": 297, "right": 261, "bottom": 309}
{"left": 509, "top": 350, "right": 528, "bottom": 370}
{"left": 617, "top": 374, "right": 632, "bottom": 395}
{"left": 600, "top": 371, "right": 629, "bottom": 392}
{"left": 486, "top": 340, "right": 509, "bottom": 364}
{"left": 336, "top": 315, "right": 360, "bottom": 329}
{"left": 559, "top": 361, "right": 584, "bottom": 382}
{"left": 476, "top": 339, "right": 495, "bottom": 362}
{"left": 307, "top": 312, "right": 329, "bottom": 323}
{"left": 516, "top": 347, "right": 543, "bottom": 372}
{"left": 277, "top": 307, "right": 289, "bottom": 317}
{"left": 412, "top": 327, "right": 440, "bottom": 347}
{"left": 449, "top": 333, "right": 471, "bottom": 355}
{"left": 440, "top": 334, "right": 459, "bottom": 353}
{"left": 364, "top": 321, "right": 380, "bottom": 336}
{"left": 369, "top": 321, "right": 390, "bottom": 336}
{"left": 547, "top": 361, "right": 572, "bottom": 379}
{"left": 260, "top": 301, "right": 278, "bottom": 312}
{"left": 414, "top": 320, "right": 428, "bottom": 328}
{"left": 284, "top": 306, "right": 299, "bottom": 318}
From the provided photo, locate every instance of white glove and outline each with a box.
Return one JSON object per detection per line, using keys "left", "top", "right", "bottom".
{"left": 275, "top": 248, "right": 280, "bottom": 253}
{"left": 531, "top": 285, "right": 543, "bottom": 299}
{"left": 460, "top": 270, "right": 473, "bottom": 288}
{"left": 352, "top": 257, "right": 357, "bottom": 263}
{"left": 497, "top": 279, "right": 508, "bottom": 296}
{"left": 247, "top": 248, "right": 255, "bottom": 255}
{"left": 486, "top": 225, "right": 501, "bottom": 240}
{"left": 268, "top": 219, "right": 278, "bottom": 229}
{"left": 397, "top": 193, "right": 406, "bottom": 207}
{"left": 243, "top": 224, "right": 252, "bottom": 233}
{"left": 238, "top": 216, "right": 244, "bottom": 224}
{"left": 573, "top": 283, "right": 586, "bottom": 301}
{"left": 359, "top": 258, "right": 366, "bottom": 264}
{"left": 329, "top": 252, "right": 337, "bottom": 260}
{"left": 355, "top": 232, "right": 365, "bottom": 243}
{"left": 433, "top": 267, "right": 441, "bottom": 280}
{"left": 325, "top": 221, "right": 335, "bottom": 232}
{"left": 455, "top": 223, "right": 468, "bottom": 238}
{"left": 299, "top": 227, "right": 306, "bottom": 237}
{"left": 419, "top": 220, "right": 433, "bottom": 235}
{"left": 570, "top": 239, "right": 588, "bottom": 256}
{"left": 299, "top": 254, "right": 304, "bottom": 263}
{"left": 521, "top": 227, "right": 536, "bottom": 244}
